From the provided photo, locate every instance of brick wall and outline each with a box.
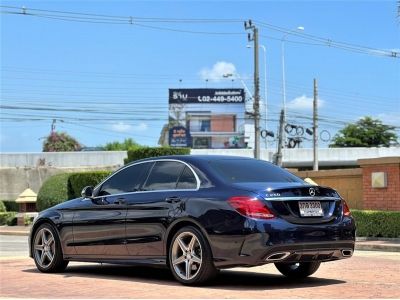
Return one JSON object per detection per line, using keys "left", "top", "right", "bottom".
{"left": 210, "top": 115, "right": 235, "bottom": 132}
{"left": 358, "top": 157, "right": 400, "bottom": 211}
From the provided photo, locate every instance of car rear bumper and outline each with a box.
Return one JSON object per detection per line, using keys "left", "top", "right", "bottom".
{"left": 210, "top": 216, "right": 356, "bottom": 268}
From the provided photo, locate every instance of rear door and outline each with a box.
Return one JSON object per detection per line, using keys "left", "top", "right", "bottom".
{"left": 125, "top": 160, "right": 196, "bottom": 257}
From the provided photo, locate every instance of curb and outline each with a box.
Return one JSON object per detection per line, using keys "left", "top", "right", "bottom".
{"left": 355, "top": 243, "right": 400, "bottom": 252}
{"left": 0, "top": 231, "right": 30, "bottom": 236}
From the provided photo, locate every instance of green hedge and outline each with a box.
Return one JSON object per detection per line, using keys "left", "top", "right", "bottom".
{"left": 68, "top": 171, "right": 112, "bottom": 198}
{"left": 2, "top": 200, "right": 18, "bottom": 212}
{"left": 0, "top": 201, "right": 6, "bottom": 212}
{"left": 36, "top": 173, "right": 72, "bottom": 211}
{"left": 0, "top": 212, "right": 17, "bottom": 225}
{"left": 125, "top": 147, "right": 190, "bottom": 164}
{"left": 352, "top": 210, "right": 400, "bottom": 238}
{"left": 36, "top": 171, "right": 112, "bottom": 211}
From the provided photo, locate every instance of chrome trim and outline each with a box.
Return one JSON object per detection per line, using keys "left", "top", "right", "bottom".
{"left": 341, "top": 249, "right": 353, "bottom": 257}
{"left": 265, "top": 196, "right": 341, "bottom": 201}
{"left": 265, "top": 252, "right": 291, "bottom": 261}
{"left": 89, "top": 158, "right": 200, "bottom": 199}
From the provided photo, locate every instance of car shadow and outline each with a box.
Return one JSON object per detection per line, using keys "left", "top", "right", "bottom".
{"left": 23, "top": 264, "right": 345, "bottom": 290}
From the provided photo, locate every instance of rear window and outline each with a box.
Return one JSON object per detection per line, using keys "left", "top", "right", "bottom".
{"left": 209, "top": 159, "right": 304, "bottom": 183}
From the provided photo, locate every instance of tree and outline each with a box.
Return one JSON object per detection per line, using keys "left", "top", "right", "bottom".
{"left": 330, "top": 117, "right": 398, "bottom": 147}
{"left": 43, "top": 131, "right": 82, "bottom": 152}
{"left": 103, "top": 138, "right": 140, "bottom": 151}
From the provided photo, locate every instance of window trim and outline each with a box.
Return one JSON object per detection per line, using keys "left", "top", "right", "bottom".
{"left": 92, "top": 159, "right": 200, "bottom": 198}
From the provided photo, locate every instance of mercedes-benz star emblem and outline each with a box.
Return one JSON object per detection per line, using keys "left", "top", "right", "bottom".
{"left": 309, "top": 188, "right": 316, "bottom": 196}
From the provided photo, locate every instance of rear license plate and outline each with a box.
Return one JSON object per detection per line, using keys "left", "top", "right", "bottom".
{"left": 298, "top": 201, "right": 324, "bottom": 217}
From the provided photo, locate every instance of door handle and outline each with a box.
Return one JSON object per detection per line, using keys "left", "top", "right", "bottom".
{"left": 165, "top": 196, "right": 181, "bottom": 204}
{"left": 115, "top": 198, "right": 126, "bottom": 205}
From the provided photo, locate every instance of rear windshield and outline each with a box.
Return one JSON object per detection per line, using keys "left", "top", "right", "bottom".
{"left": 209, "top": 159, "right": 304, "bottom": 183}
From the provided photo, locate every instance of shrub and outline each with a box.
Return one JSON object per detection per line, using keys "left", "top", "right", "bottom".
{"left": 125, "top": 147, "right": 190, "bottom": 164}
{"left": 24, "top": 214, "right": 34, "bottom": 226}
{"left": 0, "top": 212, "right": 17, "bottom": 225}
{"left": 0, "top": 201, "right": 6, "bottom": 212}
{"left": 68, "top": 171, "right": 112, "bottom": 198}
{"left": 351, "top": 210, "right": 400, "bottom": 238}
{"left": 2, "top": 201, "right": 18, "bottom": 212}
{"left": 37, "top": 171, "right": 113, "bottom": 211}
{"left": 36, "top": 173, "right": 72, "bottom": 211}
{"left": 7, "top": 215, "right": 17, "bottom": 226}
{"left": 43, "top": 131, "right": 82, "bottom": 152}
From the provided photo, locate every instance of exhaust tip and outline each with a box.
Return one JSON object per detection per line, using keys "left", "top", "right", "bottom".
{"left": 341, "top": 249, "right": 353, "bottom": 257}
{"left": 265, "top": 252, "right": 291, "bottom": 261}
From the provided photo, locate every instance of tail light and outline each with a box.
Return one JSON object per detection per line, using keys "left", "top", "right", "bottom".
{"left": 342, "top": 200, "right": 351, "bottom": 217}
{"left": 228, "top": 196, "right": 275, "bottom": 219}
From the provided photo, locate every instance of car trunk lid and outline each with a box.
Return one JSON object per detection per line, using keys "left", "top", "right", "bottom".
{"left": 232, "top": 182, "right": 343, "bottom": 224}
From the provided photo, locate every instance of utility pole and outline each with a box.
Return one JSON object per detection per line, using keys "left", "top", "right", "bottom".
{"left": 275, "top": 109, "right": 284, "bottom": 166}
{"left": 245, "top": 20, "right": 261, "bottom": 159}
{"left": 51, "top": 119, "right": 56, "bottom": 134}
{"left": 313, "top": 78, "right": 319, "bottom": 171}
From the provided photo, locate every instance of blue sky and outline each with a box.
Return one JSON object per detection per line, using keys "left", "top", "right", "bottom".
{"left": 1, "top": 0, "right": 399, "bottom": 152}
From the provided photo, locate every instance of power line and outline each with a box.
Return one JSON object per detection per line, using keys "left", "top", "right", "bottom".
{"left": 1, "top": 5, "right": 397, "bottom": 57}
{"left": 255, "top": 20, "right": 399, "bottom": 58}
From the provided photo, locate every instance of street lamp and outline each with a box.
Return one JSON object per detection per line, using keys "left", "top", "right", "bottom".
{"left": 247, "top": 44, "right": 267, "bottom": 149}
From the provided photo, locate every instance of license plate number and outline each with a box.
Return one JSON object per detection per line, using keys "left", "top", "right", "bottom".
{"left": 298, "top": 201, "right": 323, "bottom": 217}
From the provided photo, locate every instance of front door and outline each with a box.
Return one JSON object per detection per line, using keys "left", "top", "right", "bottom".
{"left": 72, "top": 162, "right": 153, "bottom": 257}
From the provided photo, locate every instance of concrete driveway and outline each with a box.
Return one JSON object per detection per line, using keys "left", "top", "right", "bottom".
{"left": 1, "top": 235, "right": 399, "bottom": 298}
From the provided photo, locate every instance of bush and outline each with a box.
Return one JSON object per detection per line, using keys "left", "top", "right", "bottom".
{"left": 36, "top": 173, "right": 72, "bottom": 211}
{"left": 125, "top": 147, "right": 190, "bottom": 164}
{"left": 0, "top": 212, "right": 17, "bottom": 225}
{"left": 37, "top": 171, "right": 113, "bottom": 211}
{"left": 2, "top": 200, "right": 18, "bottom": 212}
{"left": 0, "top": 201, "right": 6, "bottom": 212}
{"left": 6, "top": 214, "right": 17, "bottom": 226}
{"left": 351, "top": 210, "right": 400, "bottom": 238}
{"left": 68, "top": 171, "right": 112, "bottom": 198}
{"left": 24, "top": 215, "right": 34, "bottom": 226}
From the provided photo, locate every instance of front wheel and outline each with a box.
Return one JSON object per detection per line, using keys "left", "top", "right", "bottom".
{"left": 32, "top": 223, "right": 68, "bottom": 273}
{"left": 274, "top": 262, "right": 321, "bottom": 278}
{"left": 169, "top": 226, "right": 217, "bottom": 285}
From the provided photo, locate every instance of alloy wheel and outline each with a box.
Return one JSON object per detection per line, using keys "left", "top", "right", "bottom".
{"left": 34, "top": 228, "right": 56, "bottom": 269}
{"left": 171, "top": 231, "right": 203, "bottom": 281}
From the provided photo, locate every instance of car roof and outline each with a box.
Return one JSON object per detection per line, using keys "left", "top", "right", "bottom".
{"left": 128, "top": 154, "right": 254, "bottom": 165}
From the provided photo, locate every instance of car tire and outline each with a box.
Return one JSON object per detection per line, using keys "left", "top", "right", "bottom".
{"left": 274, "top": 261, "right": 321, "bottom": 278}
{"left": 32, "top": 223, "right": 68, "bottom": 273}
{"left": 168, "top": 226, "right": 217, "bottom": 285}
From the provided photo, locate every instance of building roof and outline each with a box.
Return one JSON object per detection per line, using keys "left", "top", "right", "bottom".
{"left": 15, "top": 188, "right": 37, "bottom": 203}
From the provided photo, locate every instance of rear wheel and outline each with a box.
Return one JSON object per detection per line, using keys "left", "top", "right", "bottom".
{"left": 33, "top": 223, "right": 68, "bottom": 273}
{"left": 274, "top": 262, "right": 321, "bottom": 278}
{"left": 169, "top": 226, "right": 217, "bottom": 285}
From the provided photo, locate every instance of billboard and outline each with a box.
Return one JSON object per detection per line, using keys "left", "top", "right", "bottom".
{"left": 168, "top": 88, "right": 247, "bottom": 149}
{"left": 169, "top": 88, "right": 245, "bottom": 104}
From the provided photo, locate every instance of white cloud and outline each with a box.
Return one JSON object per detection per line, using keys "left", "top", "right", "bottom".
{"left": 375, "top": 113, "right": 400, "bottom": 127}
{"left": 111, "top": 122, "right": 148, "bottom": 133}
{"left": 199, "top": 61, "right": 237, "bottom": 82}
{"left": 111, "top": 122, "right": 132, "bottom": 133}
{"left": 287, "top": 94, "right": 325, "bottom": 111}
{"left": 133, "top": 122, "right": 148, "bottom": 131}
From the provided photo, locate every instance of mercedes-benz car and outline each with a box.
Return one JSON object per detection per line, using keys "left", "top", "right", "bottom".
{"left": 29, "top": 155, "right": 355, "bottom": 285}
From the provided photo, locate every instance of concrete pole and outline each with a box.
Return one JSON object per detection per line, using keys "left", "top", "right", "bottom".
{"left": 253, "top": 27, "right": 261, "bottom": 159}
{"left": 313, "top": 78, "right": 319, "bottom": 171}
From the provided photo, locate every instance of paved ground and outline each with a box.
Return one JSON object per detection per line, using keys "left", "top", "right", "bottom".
{"left": 1, "top": 235, "right": 400, "bottom": 299}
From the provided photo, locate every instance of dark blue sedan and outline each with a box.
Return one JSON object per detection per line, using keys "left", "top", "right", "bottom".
{"left": 29, "top": 155, "right": 355, "bottom": 285}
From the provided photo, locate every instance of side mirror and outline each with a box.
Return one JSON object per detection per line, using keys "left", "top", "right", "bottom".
{"left": 81, "top": 186, "right": 94, "bottom": 199}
